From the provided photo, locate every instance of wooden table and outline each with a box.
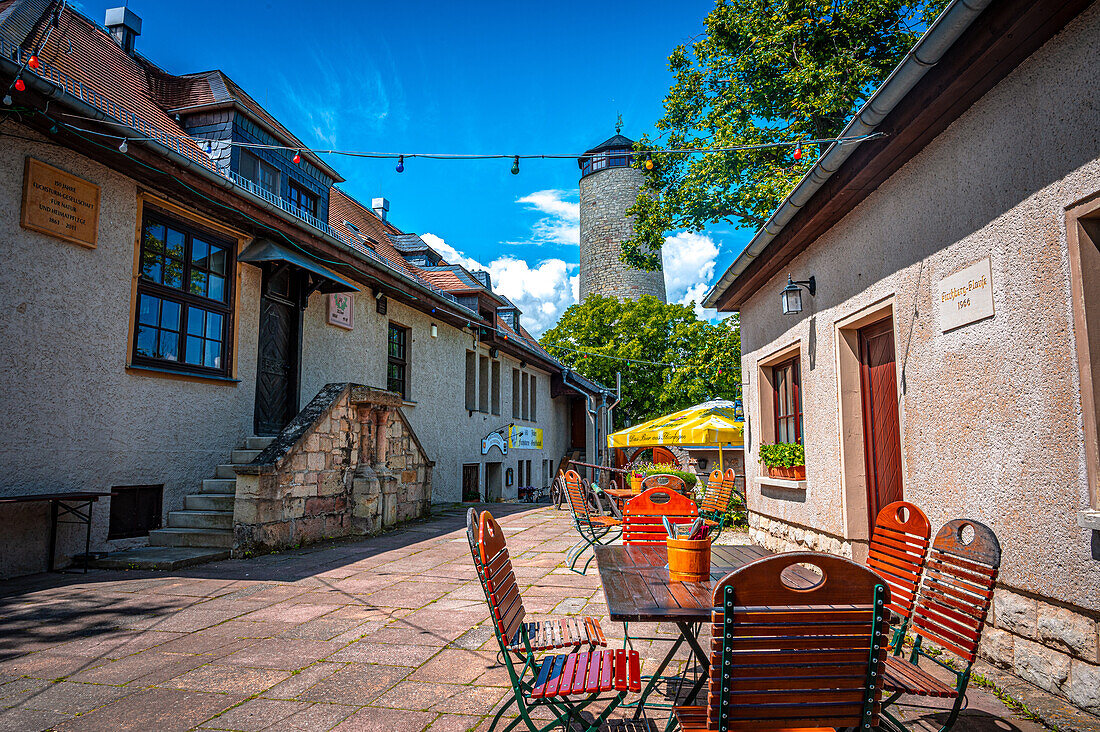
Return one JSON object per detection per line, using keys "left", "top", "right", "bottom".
{"left": 595, "top": 543, "right": 820, "bottom": 721}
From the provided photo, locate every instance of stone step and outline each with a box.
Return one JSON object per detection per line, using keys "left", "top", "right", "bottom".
{"left": 245, "top": 436, "right": 274, "bottom": 450}
{"left": 168, "top": 510, "right": 233, "bottom": 530}
{"left": 214, "top": 464, "right": 238, "bottom": 479}
{"left": 230, "top": 449, "right": 262, "bottom": 465}
{"left": 148, "top": 527, "right": 233, "bottom": 549}
{"left": 90, "top": 546, "right": 230, "bottom": 571}
{"left": 201, "top": 478, "right": 236, "bottom": 494}
{"left": 185, "top": 493, "right": 234, "bottom": 512}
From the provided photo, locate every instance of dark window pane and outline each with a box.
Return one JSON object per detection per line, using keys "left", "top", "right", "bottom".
{"left": 187, "top": 308, "right": 204, "bottom": 336}
{"left": 204, "top": 340, "right": 221, "bottom": 369}
{"left": 160, "top": 299, "right": 180, "bottom": 329}
{"left": 209, "top": 246, "right": 227, "bottom": 276}
{"left": 163, "top": 258, "right": 183, "bottom": 289}
{"left": 190, "top": 270, "right": 208, "bottom": 296}
{"left": 206, "top": 312, "right": 223, "bottom": 340}
{"left": 141, "top": 251, "right": 162, "bottom": 282}
{"left": 185, "top": 336, "right": 204, "bottom": 365}
{"left": 138, "top": 294, "right": 159, "bottom": 326}
{"left": 159, "top": 331, "right": 179, "bottom": 361}
{"left": 143, "top": 223, "right": 165, "bottom": 253}
{"left": 165, "top": 228, "right": 185, "bottom": 259}
{"left": 208, "top": 275, "right": 225, "bottom": 302}
{"left": 136, "top": 326, "right": 156, "bottom": 357}
{"left": 191, "top": 239, "right": 209, "bottom": 269}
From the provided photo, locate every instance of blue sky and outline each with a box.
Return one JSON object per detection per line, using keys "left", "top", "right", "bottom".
{"left": 85, "top": 0, "right": 752, "bottom": 333}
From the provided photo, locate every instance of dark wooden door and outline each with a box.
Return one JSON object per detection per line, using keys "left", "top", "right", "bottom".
{"left": 462, "top": 464, "right": 480, "bottom": 502}
{"left": 570, "top": 398, "right": 586, "bottom": 449}
{"left": 859, "top": 318, "right": 903, "bottom": 525}
{"left": 254, "top": 266, "right": 301, "bottom": 436}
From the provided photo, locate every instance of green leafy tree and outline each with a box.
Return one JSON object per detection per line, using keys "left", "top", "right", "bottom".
{"left": 622, "top": 0, "right": 949, "bottom": 269}
{"left": 540, "top": 295, "right": 741, "bottom": 425}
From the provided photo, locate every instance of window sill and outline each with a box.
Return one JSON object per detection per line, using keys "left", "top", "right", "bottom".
{"left": 402, "top": 400, "right": 416, "bottom": 408}
{"left": 1079, "top": 509, "right": 1100, "bottom": 530}
{"left": 126, "top": 363, "right": 241, "bottom": 385}
{"left": 755, "top": 476, "right": 808, "bottom": 491}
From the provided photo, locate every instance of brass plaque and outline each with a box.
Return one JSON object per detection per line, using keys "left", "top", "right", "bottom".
{"left": 20, "top": 157, "right": 100, "bottom": 248}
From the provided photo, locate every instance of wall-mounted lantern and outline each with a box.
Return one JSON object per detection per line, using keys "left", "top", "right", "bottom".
{"left": 781, "top": 274, "right": 816, "bottom": 315}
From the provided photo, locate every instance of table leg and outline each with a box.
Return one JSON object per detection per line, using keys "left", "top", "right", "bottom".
{"left": 83, "top": 500, "right": 93, "bottom": 573}
{"left": 47, "top": 499, "right": 58, "bottom": 572}
{"left": 676, "top": 621, "right": 711, "bottom": 705}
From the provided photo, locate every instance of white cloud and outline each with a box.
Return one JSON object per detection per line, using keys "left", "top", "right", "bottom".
{"left": 663, "top": 231, "right": 721, "bottom": 320}
{"left": 420, "top": 233, "right": 578, "bottom": 337}
{"left": 515, "top": 190, "right": 580, "bottom": 246}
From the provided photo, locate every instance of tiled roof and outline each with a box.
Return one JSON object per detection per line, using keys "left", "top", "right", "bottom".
{"left": 18, "top": 4, "right": 210, "bottom": 166}
{"left": 327, "top": 187, "right": 429, "bottom": 284}
{"left": 418, "top": 265, "right": 484, "bottom": 291}
{"left": 416, "top": 268, "right": 468, "bottom": 291}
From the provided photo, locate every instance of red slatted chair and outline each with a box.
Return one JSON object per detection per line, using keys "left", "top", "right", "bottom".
{"left": 464, "top": 507, "right": 607, "bottom": 657}
{"left": 880, "top": 518, "right": 1002, "bottom": 732}
{"left": 469, "top": 509, "right": 640, "bottom": 732}
{"left": 622, "top": 486, "right": 698, "bottom": 545}
{"left": 562, "top": 469, "right": 621, "bottom": 574}
{"left": 673, "top": 552, "right": 891, "bottom": 732}
{"left": 866, "top": 501, "right": 931, "bottom": 653}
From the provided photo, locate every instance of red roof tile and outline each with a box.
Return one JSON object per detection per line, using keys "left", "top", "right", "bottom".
{"left": 328, "top": 187, "right": 428, "bottom": 283}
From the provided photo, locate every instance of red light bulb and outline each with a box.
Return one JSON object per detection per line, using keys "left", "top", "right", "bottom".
{"left": 793, "top": 145, "right": 802, "bottom": 161}
{"left": 292, "top": 151, "right": 301, "bottom": 164}
{"left": 14, "top": 78, "right": 25, "bottom": 92}
{"left": 28, "top": 55, "right": 39, "bottom": 70}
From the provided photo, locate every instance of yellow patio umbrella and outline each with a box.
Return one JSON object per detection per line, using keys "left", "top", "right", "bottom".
{"left": 608, "top": 399, "right": 744, "bottom": 469}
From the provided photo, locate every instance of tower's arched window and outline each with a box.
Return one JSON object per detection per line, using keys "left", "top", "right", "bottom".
{"left": 580, "top": 147, "right": 633, "bottom": 177}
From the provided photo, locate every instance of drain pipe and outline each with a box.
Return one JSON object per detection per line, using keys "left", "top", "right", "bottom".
{"left": 703, "top": 0, "right": 992, "bottom": 306}
{"left": 604, "top": 373, "right": 622, "bottom": 470}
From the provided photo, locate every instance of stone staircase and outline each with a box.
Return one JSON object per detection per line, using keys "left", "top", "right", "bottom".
{"left": 147, "top": 436, "right": 273, "bottom": 550}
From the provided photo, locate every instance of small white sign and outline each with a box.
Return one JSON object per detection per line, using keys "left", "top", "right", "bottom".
{"left": 327, "top": 293, "right": 353, "bottom": 330}
{"left": 938, "top": 258, "right": 994, "bottom": 332}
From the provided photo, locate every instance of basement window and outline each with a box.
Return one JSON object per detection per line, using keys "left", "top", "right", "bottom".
{"left": 108, "top": 485, "right": 162, "bottom": 540}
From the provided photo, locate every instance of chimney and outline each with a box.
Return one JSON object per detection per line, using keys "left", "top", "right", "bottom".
{"left": 104, "top": 7, "right": 141, "bottom": 55}
{"left": 371, "top": 197, "right": 390, "bottom": 221}
{"left": 471, "top": 270, "right": 492, "bottom": 290}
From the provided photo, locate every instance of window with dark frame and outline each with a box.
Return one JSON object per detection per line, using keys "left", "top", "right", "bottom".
{"left": 772, "top": 356, "right": 803, "bottom": 444}
{"left": 239, "top": 150, "right": 279, "bottom": 194}
{"left": 387, "top": 323, "right": 409, "bottom": 399}
{"left": 134, "top": 210, "right": 234, "bottom": 376}
{"left": 108, "top": 485, "right": 163, "bottom": 539}
{"left": 288, "top": 180, "right": 318, "bottom": 219}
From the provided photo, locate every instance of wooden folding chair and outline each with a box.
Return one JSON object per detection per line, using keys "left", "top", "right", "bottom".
{"left": 673, "top": 552, "right": 891, "bottom": 732}
{"left": 622, "top": 486, "right": 698, "bottom": 545}
{"left": 879, "top": 519, "right": 1001, "bottom": 732}
{"left": 465, "top": 507, "right": 607, "bottom": 657}
{"left": 562, "top": 469, "right": 621, "bottom": 574}
{"left": 468, "top": 509, "right": 641, "bottom": 732}
{"left": 866, "top": 501, "right": 931, "bottom": 653}
{"left": 697, "top": 469, "right": 743, "bottom": 540}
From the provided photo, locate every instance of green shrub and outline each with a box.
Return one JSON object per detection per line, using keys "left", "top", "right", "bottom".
{"left": 758, "top": 443, "right": 805, "bottom": 468}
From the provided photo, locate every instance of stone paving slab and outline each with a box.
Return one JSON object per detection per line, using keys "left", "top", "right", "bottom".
{"left": 0, "top": 504, "right": 1065, "bottom": 731}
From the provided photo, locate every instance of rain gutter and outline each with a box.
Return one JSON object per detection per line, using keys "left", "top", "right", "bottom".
{"left": 702, "top": 0, "right": 992, "bottom": 308}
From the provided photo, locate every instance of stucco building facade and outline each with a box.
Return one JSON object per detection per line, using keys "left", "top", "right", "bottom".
{"left": 705, "top": 0, "right": 1100, "bottom": 713}
{"left": 0, "top": 1, "right": 606, "bottom": 578}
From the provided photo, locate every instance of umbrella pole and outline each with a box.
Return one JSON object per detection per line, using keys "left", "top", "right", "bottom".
{"left": 718, "top": 444, "right": 723, "bottom": 470}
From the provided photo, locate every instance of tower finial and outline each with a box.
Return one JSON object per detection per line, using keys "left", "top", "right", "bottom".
{"left": 615, "top": 113, "right": 623, "bottom": 135}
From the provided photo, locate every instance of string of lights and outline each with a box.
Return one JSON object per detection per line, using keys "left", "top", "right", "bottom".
{"left": 54, "top": 111, "right": 885, "bottom": 169}
{"left": 1, "top": 1, "right": 65, "bottom": 105}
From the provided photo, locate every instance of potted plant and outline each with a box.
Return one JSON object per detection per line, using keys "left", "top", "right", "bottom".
{"left": 758, "top": 443, "right": 806, "bottom": 480}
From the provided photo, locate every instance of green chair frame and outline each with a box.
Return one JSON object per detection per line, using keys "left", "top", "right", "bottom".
{"left": 561, "top": 469, "right": 621, "bottom": 574}
{"left": 466, "top": 508, "right": 640, "bottom": 732}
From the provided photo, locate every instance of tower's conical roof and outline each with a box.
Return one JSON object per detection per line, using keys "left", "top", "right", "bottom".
{"left": 578, "top": 134, "right": 635, "bottom": 167}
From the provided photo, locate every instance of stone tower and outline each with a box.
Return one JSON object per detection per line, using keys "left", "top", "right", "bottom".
{"left": 578, "top": 131, "right": 666, "bottom": 302}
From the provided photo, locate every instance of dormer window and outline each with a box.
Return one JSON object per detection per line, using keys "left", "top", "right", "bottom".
{"left": 288, "top": 181, "right": 318, "bottom": 219}
{"left": 240, "top": 150, "right": 279, "bottom": 194}
{"left": 580, "top": 147, "right": 632, "bottom": 177}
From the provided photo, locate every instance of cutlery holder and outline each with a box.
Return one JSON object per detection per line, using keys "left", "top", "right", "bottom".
{"left": 666, "top": 537, "right": 711, "bottom": 581}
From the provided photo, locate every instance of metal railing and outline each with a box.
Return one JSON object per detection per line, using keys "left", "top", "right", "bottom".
{"left": 1, "top": 35, "right": 471, "bottom": 313}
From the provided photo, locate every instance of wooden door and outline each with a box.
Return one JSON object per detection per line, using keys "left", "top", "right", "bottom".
{"left": 254, "top": 266, "right": 301, "bottom": 435}
{"left": 462, "top": 464, "right": 480, "bottom": 502}
{"left": 858, "top": 318, "right": 903, "bottom": 524}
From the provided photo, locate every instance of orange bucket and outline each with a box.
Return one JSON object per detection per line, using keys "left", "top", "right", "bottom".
{"left": 630, "top": 472, "right": 644, "bottom": 494}
{"left": 666, "top": 537, "right": 711, "bottom": 581}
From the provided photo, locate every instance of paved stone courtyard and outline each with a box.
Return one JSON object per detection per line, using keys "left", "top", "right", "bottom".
{"left": 0, "top": 505, "right": 1051, "bottom": 731}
